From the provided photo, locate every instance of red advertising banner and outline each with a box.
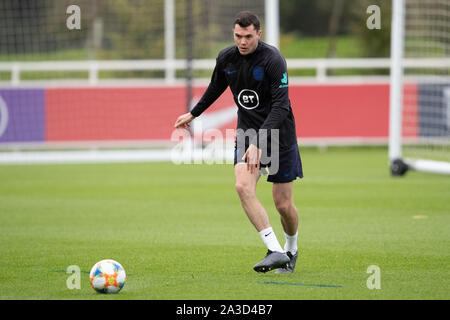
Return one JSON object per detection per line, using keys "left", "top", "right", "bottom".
{"left": 38, "top": 83, "right": 418, "bottom": 142}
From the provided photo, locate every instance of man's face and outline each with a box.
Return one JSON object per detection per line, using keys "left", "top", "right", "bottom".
{"left": 233, "top": 24, "right": 262, "bottom": 55}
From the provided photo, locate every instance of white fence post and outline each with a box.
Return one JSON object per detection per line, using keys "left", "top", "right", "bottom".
{"left": 316, "top": 60, "right": 327, "bottom": 82}
{"left": 11, "top": 63, "right": 20, "bottom": 86}
{"left": 89, "top": 61, "right": 99, "bottom": 85}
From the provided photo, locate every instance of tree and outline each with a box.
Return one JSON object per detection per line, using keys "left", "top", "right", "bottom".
{"left": 351, "top": 0, "right": 392, "bottom": 57}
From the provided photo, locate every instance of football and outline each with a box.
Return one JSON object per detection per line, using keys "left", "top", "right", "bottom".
{"left": 89, "top": 259, "right": 126, "bottom": 294}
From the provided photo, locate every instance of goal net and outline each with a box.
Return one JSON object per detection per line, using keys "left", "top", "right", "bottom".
{"left": 0, "top": 0, "right": 266, "bottom": 164}
{"left": 389, "top": 0, "right": 450, "bottom": 175}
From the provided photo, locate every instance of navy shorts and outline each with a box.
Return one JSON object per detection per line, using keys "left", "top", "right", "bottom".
{"left": 234, "top": 144, "right": 303, "bottom": 183}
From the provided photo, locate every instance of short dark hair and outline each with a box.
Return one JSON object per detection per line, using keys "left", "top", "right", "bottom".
{"left": 233, "top": 11, "right": 260, "bottom": 31}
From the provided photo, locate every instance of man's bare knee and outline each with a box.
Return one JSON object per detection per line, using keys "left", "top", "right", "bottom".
{"left": 274, "top": 200, "right": 292, "bottom": 215}
{"left": 235, "top": 182, "right": 255, "bottom": 199}
{"left": 235, "top": 163, "right": 259, "bottom": 200}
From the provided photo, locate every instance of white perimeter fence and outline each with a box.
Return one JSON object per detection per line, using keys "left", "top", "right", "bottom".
{"left": 1, "top": 58, "right": 449, "bottom": 86}
{"left": 0, "top": 57, "right": 449, "bottom": 164}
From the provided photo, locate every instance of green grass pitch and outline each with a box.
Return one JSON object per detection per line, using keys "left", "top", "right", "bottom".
{"left": 0, "top": 146, "right": 449, "bottom": 300}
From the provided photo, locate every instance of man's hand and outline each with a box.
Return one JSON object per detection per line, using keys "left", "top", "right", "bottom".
{"left": 174, "top": 112, "right": 195, "bottom": 130}
{"left": 242, "top": 144, "right": 261, "bottom": 174}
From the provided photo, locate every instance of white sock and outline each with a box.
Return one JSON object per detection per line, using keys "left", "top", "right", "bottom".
{"left": 259, "top": 227, "right": 284, "bottom": 253}
{"left": 284, "top": 231, "right": 298, "bottom": 254}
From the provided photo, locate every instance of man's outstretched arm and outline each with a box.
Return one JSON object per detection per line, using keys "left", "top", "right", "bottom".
{"left": 189, "top": 57, "right": 228, "bottom": 117}
{"left": 174, "top": 55, "right": 227, "bottom": 129}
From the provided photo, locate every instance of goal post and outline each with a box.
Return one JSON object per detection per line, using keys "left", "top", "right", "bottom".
{"left": 389, "top": 0, "right": 450, "bottom": 175}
